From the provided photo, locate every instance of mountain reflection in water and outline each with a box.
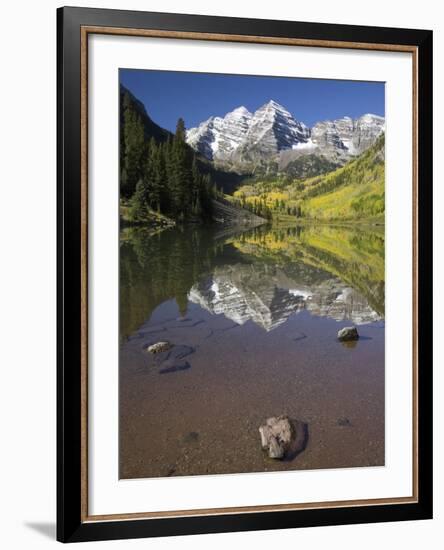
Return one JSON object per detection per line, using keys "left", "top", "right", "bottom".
{"left": 120, "top": 224, "right": 384, "bottom": 339}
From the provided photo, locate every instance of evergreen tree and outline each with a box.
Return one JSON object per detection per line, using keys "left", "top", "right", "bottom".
{"left": 142, "top": 137, "right": 161, "bottom": 211}
{"left": 191, "top": 157, "right": 202, "bottom": 217}
{"left": 162, "top": 137, "right": 174, "bottom": 214}
{"left": 200, "top": 173, "right": 214, "bottom": 220}
{"left": 121, "top": 93, "right": 145, "bottom": 198}
{"left": 128, "top": 179, "right": 150, "bottom": 221}
{"left": 153, "top": 141, "right": 167, "bottom": 213}
{"left": 168, "top": 118, "right": 193, "bottom": 219}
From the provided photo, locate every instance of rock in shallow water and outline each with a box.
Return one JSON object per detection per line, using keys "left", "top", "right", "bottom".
{"left": 147, "top": 341, "right": 172, "bottom": 354}
{"left": 259, "top": 416, "right": 294, "bottom": 459}
{"left": 337, "top": 326, "right": 359, "bottom": 341}
{"left": 337, "top": 417, "right": 352, "bottom": 426}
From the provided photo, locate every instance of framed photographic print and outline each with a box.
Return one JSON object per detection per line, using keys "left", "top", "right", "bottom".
{"left": 57, "top": 6, "right": 433, "bottom": 543}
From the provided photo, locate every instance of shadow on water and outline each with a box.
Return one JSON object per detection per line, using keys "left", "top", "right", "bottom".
{"left": 159, "top": 362, "right": 191, "bottom": 374}
{"left": 284, "top": 421, "right": 310, "bottom": 462}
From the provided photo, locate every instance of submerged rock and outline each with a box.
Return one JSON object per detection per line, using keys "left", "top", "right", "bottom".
{"left": 337, "top": 326, "right": 359, "bottom": 341}
{"left": 260, "top": 416, "right": 308, "bottom": 460}
{"left": 337, "top": 417, "right": 352, "bottom": 426}
{"left": 183, "top": 431, "right": 200, "bottom": 444}
{"left": 147, "top": 341, "right": 172, "bottom": 354}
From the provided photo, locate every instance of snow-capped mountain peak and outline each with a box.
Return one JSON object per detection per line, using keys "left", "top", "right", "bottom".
{"left": 186, "top": 101, "right": 385, "bottom": 166}
{"left": 359, "top": 113, "right": 384, "bottom": 124}
{"left": 226, "top": 105, "right": 252, "bottom": 118}
{"left": 186, "top": 105, "right": 253, "bottom": 161}
{"left": 262, "top": 99, "right": 288, "bottom": 111}
{"left": 243, "top": 100, "right": 310, "bottom": 155}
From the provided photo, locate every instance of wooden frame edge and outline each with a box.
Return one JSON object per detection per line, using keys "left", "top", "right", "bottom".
{"left": 412, "top": 47, "right": 419, "bottom": 502}
{"left": 82, "top": 25, "right": 419, "bottom": 53}
{"left": 80, "top": 25, "right": 89, "bottom": 523}
{"left": 83, "top": 496, "right": 418, "bottom": 524}
{"left": 77, "top": 22, "right": 422, "bottom": 528}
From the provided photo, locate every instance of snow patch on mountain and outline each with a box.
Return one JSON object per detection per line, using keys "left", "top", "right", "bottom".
{"left": 292, "top": 138, "right": 316, "bottom": 151}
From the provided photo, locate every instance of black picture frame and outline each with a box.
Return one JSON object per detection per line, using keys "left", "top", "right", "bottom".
{"left": 57, "top": 6, "right": 433, "bottom": 543}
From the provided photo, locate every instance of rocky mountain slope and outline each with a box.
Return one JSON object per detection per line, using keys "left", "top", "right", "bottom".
{"left": 310, "top": 114, "right": 385, "bottom": 158}
{"left": 186, "top": 100, "right": 384, "bottom": 172}
{"left": 211, "top": 197, "right": 266, "bottom": 227}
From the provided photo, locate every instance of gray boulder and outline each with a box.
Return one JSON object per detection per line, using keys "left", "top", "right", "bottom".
{"left": 337, "top": 326, "right": 359, "bottom": 341}
{"left": 259, "top": 416, "right": 294, "bottom": 459}
{"left": 147, "top": 341, "right": 172, "bottom": 354}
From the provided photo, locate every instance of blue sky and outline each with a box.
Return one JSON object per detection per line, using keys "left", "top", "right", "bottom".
{"left": 120, "top": 69, "right": 385, "bottom": 132}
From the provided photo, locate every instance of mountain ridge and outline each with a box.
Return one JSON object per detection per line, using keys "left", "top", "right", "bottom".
{"left": 186, "top": 100, "right": 384, "bottom": 172}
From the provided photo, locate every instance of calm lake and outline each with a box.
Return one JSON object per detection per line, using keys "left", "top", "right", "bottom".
{"left": 119, "top": 223, "right": 385, "bottom": 479}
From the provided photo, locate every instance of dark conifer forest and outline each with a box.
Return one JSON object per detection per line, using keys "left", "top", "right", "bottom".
{"left": 120, "top": 87, "right": 214, "bottom": 223}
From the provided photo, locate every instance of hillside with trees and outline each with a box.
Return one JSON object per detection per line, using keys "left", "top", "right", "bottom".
{"left": 298, "top": 134, "right": 385, "bottom": 221}
{"left": 120, "top": 87, "right": 214, "bottom": 224}
{"left": 232, "top": 134, "right": 385, "bottom": 223}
